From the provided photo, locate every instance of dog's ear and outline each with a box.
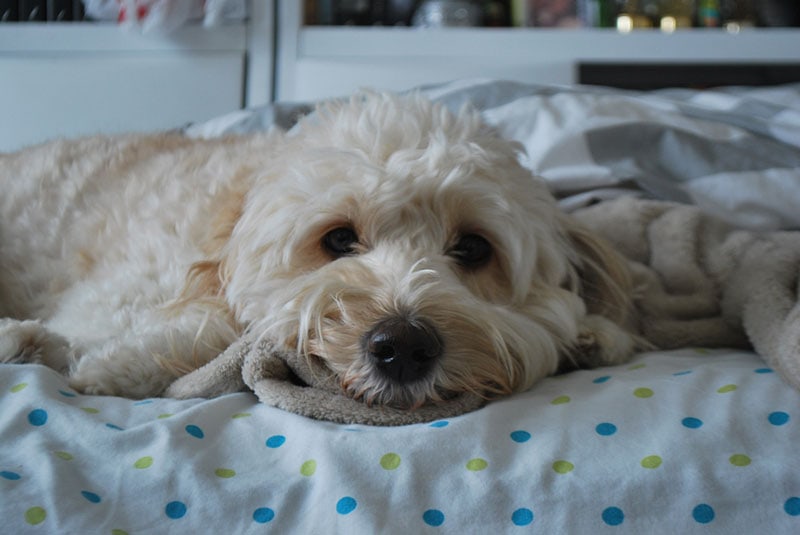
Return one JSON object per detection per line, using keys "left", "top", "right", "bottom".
{"left": 171, "top": 185, "right": 245, "bottom": 312}
{"left": 563, "top": 218, "right": 633, "bottom": 325}
{"left": 555, "top": 218, "right": 641, "bottom": 374}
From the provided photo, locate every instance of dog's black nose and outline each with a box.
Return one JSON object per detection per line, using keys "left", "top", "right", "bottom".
{"left": 364, "top": 318, "right": 442, "bottom": 384}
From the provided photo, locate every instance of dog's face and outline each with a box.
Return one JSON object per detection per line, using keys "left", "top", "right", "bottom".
{"left": 217, "top": 93, "right": 629, "bottom": 408}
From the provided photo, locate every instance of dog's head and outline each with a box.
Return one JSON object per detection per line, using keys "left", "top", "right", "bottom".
{"left": 205, "top": 92, "right": 633, "bottom": 408}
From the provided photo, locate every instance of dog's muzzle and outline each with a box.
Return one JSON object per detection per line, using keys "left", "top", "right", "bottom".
{"left": 363, "top": 317, "right": 442, "bottom": 384}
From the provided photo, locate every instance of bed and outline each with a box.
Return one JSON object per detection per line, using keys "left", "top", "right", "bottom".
{"left": 3, "top": 80, "right": 800, "bottom": 532}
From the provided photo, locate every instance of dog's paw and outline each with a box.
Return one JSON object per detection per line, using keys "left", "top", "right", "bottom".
{"left": 69, "top": 371, "right": 170, "bottom": 398}
{"left": 561, "top": 315, "right": 640, "bottom": 373}
{"left": 68, "top": 346, "right": 176, "bottom": 398}
{"left": 68, "top": 363, "right": 137, "bottom": 397}
{"left": 67, "top": 377, "right": 119, "bottom": 397}
{"left": 0, "top": 319, "right": 70, "bottom": 370}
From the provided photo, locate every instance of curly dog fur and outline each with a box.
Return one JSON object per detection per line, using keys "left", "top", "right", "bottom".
{"left": 0, "top": 92, "right": 639, "bottom": 408}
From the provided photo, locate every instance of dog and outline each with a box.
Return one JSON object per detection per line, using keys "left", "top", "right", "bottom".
{"left": 0, "top": 92, "right": 639, "bottom": 409}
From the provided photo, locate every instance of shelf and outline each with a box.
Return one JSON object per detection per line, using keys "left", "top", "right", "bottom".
{"left": 0, "top": 22, "right": 251, "bottom": 152}
{"left": 0, "top": 22, "right": 247, "bottom": 53}
{"left": 277, "top": 24, "right": 800, "bottom": 101}
{"left": 298, "top": 27, "right": 800, "bottom": 63}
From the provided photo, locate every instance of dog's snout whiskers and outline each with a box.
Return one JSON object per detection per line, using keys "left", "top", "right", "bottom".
{"left": 363, "top": 317, "right": 442, "bottom": 384}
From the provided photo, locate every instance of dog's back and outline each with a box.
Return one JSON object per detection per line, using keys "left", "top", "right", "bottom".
{"left": 0, "top": 133, "right": 252, "bottom": 320}
{"left": 0, "top": 132, "right": 281, "bottom": 395}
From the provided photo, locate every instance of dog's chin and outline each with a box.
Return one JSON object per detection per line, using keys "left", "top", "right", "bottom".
{"left": 337, "top": 361, "right": 450, "bottom": 410}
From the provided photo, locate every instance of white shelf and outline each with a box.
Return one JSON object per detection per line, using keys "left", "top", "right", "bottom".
{"left": 298, "top": 27, "right": 800, "bottom": 63}
{"left": 275, "top": 1, "right": 800, "bottom": 101}
{"left": 0, "top": 22, "right": 257, "bottom": 152}
{"left": 0, "top": 3, "right": 277, "bottom": 152}
{"left": 0, "top": 22, "right": 246, "bottom": 52}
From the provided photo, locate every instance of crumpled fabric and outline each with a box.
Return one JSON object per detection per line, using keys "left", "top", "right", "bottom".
{"left": 82, "top": 0, "right": 246, "bottom": 33}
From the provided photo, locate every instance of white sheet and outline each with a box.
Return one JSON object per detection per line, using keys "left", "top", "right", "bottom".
{"left": 3, "top": 348, "right": 799, "bottom": 532}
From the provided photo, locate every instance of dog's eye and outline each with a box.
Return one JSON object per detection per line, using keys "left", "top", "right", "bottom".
{"left": 450, "top": 234, "right": 492, "bottom": 269}
{"left": 322, "top": 227, "right": 359, "bottom": 257}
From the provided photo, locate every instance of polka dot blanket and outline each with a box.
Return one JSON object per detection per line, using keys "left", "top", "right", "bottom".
{"left": 2, "top": 348, "right": 799, "bottom": 533}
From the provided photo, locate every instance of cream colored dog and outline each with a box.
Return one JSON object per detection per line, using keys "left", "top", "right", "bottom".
{"left": 0, "top": 93, "right": 638, "bottom": 408}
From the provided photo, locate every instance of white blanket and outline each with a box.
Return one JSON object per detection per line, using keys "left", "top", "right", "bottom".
{"left": 3, "top": 348, "right": 799, "bottom": 532}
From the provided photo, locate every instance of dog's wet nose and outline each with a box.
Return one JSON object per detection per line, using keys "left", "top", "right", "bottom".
{"left": 364, "top": 318, "right": 442, "bottom": 384}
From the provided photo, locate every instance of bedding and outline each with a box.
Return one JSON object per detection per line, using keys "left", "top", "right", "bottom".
{"left": 3, "top": 80, "right": 800, "bottom": 532}
{"left": 188, "top": 79, "right": 800, "bottom": 231}
{"left": 3, "top": 350, "right": 800, "bottom": 532}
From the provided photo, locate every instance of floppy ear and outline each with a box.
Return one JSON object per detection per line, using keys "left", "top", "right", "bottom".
{"left": 171, "top": 185, "right": 245, "bottom": 312}
{"left": 563, "top": 218, "right": 634, "bottom": 326}
{"left": 554, "top": 217, "right": 642, "bottom": 373}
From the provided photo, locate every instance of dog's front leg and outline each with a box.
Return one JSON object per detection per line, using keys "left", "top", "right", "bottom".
{"left": 0, "top": 318, "right": 71, "bottom": 371}
{"left": 65, "top": 308, "right": 239, "bottom": 399}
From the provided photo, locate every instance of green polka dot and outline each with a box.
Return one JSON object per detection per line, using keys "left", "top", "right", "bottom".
{"left": 54, "top": 451, "right": 73, "bottom": 461}
{"left": 231, "top": 413, "right": 251, "bottom": 419}
{"left": 25, "top": 506, "right": 46, "bottom": 525}
{"left": 215, "top": 468, "right": 236, "bottom": 478}
{"left": 134, "top": 456, "right": 153, "bottom": 469}
{"left": 693, "top": 348, "right": 711, "bottom": 355}
{"left": 553, "top": 460, "right": 574, "bottom": 474}
{"left": 551, "top": 395, "right": 571, "bottom": 405}
{"left": 466, "top": 458, "right": 488, "bottom": 471}
{"left": 300, "top": 460, "right": 317, "bottom": 477}
{"left": 628, "top": 363, "right": 646, "bottom": 370}
{"left": 81, "top": 407, "right": 100, "bottom": 414}
{"left": 10, "top": 382, "right": 28, "bottom": 393}
{"left": 641, "top": 455, "right": 662, "bottom": 469}
{"left": 111, "top": 530, "right": 129, "bottom": 535}
{"left": 380, "top": 453, "right": 401, "bottom": 470}
{"left": 729, "top": 454, "right": 751, "bottom": 467}
{"left": 634, "top": 387, "right": 653, "bottom": 398}
{"left": 717, "top": 384, "right": 737, "bottom": 393}
{"left": 157, "top": 413, "right": 173, "bottom": 419}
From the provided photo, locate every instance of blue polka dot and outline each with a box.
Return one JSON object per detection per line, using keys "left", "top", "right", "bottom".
{"left": 682, "top": 417, "right": 703, "bottom": 429}
{"left": 266, "top": 435, "right": 286, "bottom": 448}
{"left": 27, "top": 409, "right": 48, "bottom": 426}
{"left": 1, "top": 471, "right": 21, "bottom": 481}
{"left": 133, "top": 400, "right": 154, "bottom": 405}
{"left": 510, "top": 430, "right": 531, "bottom": 443}
{"left": 692, "top": 504, "right": 714, "bottom": 523}
{"left": 511, "top": 508, "right": 534, "bottom": 526}
{"left": 602, "top": 507, "right": 624, "bottom": 526}
{"left": 785, "top": 497, "right": 800, "bottom": 516}
{"left": 430, "top": 421, "right": 449, "bottom": 428}
{"left": 768, "top": 412, "right": 790, "bottom": 426}
{"left": 673, "top": 370, "right": 693, "bottom": 376}
{"left": 166, "top": 501, "right": 187, "bottom": 519}
{"left": 593, "top": 376, "right": 611, "bottom": 384}
{"left": 336, "top": 497, "right": 357, "bottom": 515}
{"left": 754, "top": 368, "right": 773, "bottom": 374}
{"left": 81, "top": 491, "right": 101, "bottom": 504}
{"left": 423, "top": 509, "right": 445, "bottom": 526}
{"left": 58, "top": 390, "right": 76, "bottom": 397}
{"left": 105, "top": 423, "right": 124, "bottom": 431}
{"left": 185, "top": 425, "right": 205, "bottom": 439}
{"left": 596, "top": 422, "right": 617, "bottom": 436}
{"left": 253, "top": 507, "right": 275, "bottom": 523}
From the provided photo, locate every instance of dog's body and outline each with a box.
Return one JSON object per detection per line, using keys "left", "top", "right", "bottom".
{"left": 0, "top": 93, "right": 639, "bottom": 407}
